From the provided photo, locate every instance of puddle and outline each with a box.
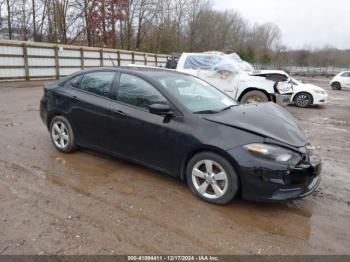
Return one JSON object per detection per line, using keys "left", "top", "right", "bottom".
{"left": 208, "top": 200, "right": 312, "bottom": 240}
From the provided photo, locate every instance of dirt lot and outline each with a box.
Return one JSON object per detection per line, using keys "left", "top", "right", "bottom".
{"left": 0, "top": 77, "right": 349, "bottom": 255}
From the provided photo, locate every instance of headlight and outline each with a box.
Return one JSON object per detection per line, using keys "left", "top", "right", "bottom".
{"left": 243, "top": 143, "right": 301, "bottom": 165}
{"left": 312, "top": 89, "right": 326, "bottom": 95}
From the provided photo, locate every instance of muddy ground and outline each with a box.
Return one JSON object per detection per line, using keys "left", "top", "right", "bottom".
{"left": 0, "top": 77, "right": 349, "bottom": 255}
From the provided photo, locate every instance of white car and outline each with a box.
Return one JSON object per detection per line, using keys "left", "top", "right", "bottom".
{"left": 290, "top": 78, "right": 328, "bottom": 107}
{"left": 330, "top": 71, "right": 350, "bottom": 90}
{"left": 176, "top": 52, "right": 293, "bottom": 104}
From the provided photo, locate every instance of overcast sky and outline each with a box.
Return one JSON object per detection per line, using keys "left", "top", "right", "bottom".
{"left": 214, "top": 0, "right": 350, "bottom": 50}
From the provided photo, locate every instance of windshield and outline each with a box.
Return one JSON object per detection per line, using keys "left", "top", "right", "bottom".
{"left": 156, "top": 74, "right": 237, "bottom": 114}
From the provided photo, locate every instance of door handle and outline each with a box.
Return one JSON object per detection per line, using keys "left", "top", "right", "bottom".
{"left": 72, "top": 95, "right": 80, "bottom": 102}
{"left": 112, "top": 109, "right": 127, "bottom": 116}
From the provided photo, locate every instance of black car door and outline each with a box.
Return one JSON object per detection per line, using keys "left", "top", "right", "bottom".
{"left": 110, "top": 73, "right": 181, "bottom": 175}
{"left": 66, "top": 70, "right": 117, "bottom": 149}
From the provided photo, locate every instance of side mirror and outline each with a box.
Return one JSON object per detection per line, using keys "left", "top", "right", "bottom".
{"left": 149, "top": 104, "right": 173, "bottom": 116}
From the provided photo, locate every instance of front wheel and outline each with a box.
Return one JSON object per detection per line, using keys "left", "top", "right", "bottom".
{"left": 240, "top": 90, "right": 269, "bottom": 104}
{"left": 331, "top": 82, "right": 341, "bottom": 90}
{"left": 294, "top": 92, "right": 313, "bottom": 108}
{"left": 186, "top": 152, "right": 239, "bottom": 204}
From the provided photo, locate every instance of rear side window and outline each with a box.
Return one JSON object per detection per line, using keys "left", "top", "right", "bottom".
{"left": 68, "top": 74, "right": 83, "bottom": 88}
{"left": 341, "top": 72, "right": 350, "bottom": 77}
{"left": 117, "top": 73, "right": 168, "bottom": 110}
{"left": 79, "top": 71, "right": 115, "bottom": 97}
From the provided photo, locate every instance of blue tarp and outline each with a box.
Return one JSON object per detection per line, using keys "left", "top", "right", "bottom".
{"left": 183, "top": 53, "right": 254, "bottom": 74}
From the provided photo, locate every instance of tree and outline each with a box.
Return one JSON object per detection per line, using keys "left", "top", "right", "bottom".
{"left": 186, "top": 0, "right": 211, "bottom": 51}
{"left": 31, "top": 0, "right": 37, "bottom": 40}
{"left": 261, "top": 53, "right": 271, "bottom": 64}
{"left": 243, "top": 46, "right": 255, "bottom": 63}
{"left": 3, "top": 0, "right": 348, "bottom": 68}
{"left": 6, "top": 0, "right": 11, "bottom": 39}
{"left": 134, "top": 0, "right": 159, "bottom": 49}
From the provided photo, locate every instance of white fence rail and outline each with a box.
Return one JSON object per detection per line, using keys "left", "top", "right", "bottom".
{"left": 0, "top": 40, "right": 169, "bottom": 81}
{"left": 1, "top": 41, "right": 347, "bottom": 81}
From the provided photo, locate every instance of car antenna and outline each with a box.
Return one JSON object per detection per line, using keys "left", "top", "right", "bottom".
{"left": 109, "top": 55, "right": 116, "bottom": 67}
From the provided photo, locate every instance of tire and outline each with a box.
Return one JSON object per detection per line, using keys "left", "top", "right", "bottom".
{"left": 331, "top": 82, "right": 341, "bottom": 90}
{"left": 294, "top": 92, "right": 313, "bottom": 108}
{"left": 186, "top": 152, "right": 239, "bottom": 204}
{"left": 49, "top": 115, "right": 77, "bottom": 153}
{"left": 240, "top": 90, "right": 269, "bottom": 104}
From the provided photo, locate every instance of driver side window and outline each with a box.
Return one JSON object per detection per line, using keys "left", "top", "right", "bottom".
{"left": 117, "top": 73, "right": 168, "bottom": 110}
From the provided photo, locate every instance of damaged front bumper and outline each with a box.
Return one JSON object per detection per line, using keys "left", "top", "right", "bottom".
{"left": 228, "top": 147, "right": 322, "bottom": 202}
{"left": 270, "top": 156, "right": 322, "bottom": 201}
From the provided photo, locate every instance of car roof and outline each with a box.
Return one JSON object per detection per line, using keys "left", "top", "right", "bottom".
{"left": 182, "top": 52, "right": 224, "bottom": 57}
{"left": 122, "top": 66, "right": 193, "bottom": 79}
{"left": 76, "top": 66, "right": 184, "bottom": 77}
{"left": 58, "top": 66, "right": 187, "bottom": 87}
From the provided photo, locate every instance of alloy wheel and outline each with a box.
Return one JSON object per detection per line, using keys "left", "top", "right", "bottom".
{"left": 51, "top": 121, "right": 69, "bottom": 149}
{"left": 295, "top": 93, "right": 311, "bottom": 107}
{"left": 191, "top": 160, "right": 228, "bottom": 199}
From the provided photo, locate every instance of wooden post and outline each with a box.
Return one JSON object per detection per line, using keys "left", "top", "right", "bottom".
{"left": 131, "top": 52, "right": 135, "bottom": 64}
{"left": 144, "top": 54, "right": 147, "bottom": 65}
{"left": 22, "top": 43, "right": 29, "bottom": 81}
{"left": 100, "top": 49, "right": 103, "bottom": 67}
{"left": 80, "top": 48, "right": 84, "bottom": 69}
{"left": 117, "top": 50, "right": 121, "bottom": 66}
{"left": 54, "top": 46, "right": 60, "bottom": 80}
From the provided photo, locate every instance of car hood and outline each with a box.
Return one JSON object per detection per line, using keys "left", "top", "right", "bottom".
{"left": 293, "top": 83, "right": 327, "bottom": 95}
{"left": 301, "top": 83, "right": 325, "bottom": 92}
{"left": 250, "top": 70, "right": 288, "bottom": 76}
{"left": 202, "top": 102, "right": 308, "bottom": 147}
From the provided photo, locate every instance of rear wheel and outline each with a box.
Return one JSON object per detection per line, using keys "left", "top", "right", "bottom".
{"left": 331, "top": 82, "right": 341, "bottom": 90}
{"left": 50, "top": 116, "right": 77, "bottom": 153}
{"left": 186, "top": 152, "right": 238, "bottom": 204}
{"left": 294, "top": 92, "right": 313, "bottom": 108}
{"left": 240, "top": 90, "right": 269, "bottom": 104}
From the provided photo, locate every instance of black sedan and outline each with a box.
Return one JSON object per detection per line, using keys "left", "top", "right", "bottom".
{"left": 40, "top": 67, "right": 321, "bottom": 204}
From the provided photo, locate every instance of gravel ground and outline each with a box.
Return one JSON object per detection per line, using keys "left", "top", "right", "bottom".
{"left": 0, "top": 77, "right": 349, "bottom": 255}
